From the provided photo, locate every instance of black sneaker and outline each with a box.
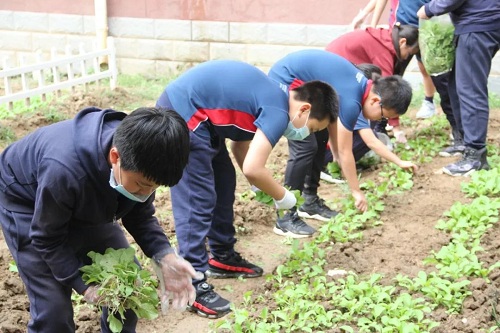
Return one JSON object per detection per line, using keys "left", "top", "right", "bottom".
{"left": 274, "top": 210, "right": 316, "bottom": 238}
{"left": 442, "top": 147, "right": 490, "bottom": 177}
{"left": 439, "top": 141, "right": 466, "bottom": 157}
{"left": 206, "top": 251, "right": 263, "bottom": 278}
{"left": 187, "top": 281, "right": 231, "bottom": 319}
{"left": 298, "top": 195, "right": 338, "bottom": 222}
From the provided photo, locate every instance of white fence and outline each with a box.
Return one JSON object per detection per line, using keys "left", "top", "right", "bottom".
{"left": 0, "top": 37, "right": 117, "bottom": 110}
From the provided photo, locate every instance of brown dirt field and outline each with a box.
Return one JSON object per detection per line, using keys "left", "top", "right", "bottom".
{"left": 0, "top": 87, "right": 498, "bottom": 333}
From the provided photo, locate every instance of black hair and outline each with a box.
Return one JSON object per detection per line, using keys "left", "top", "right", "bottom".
{"left": 355, "top": 63, "right": 382, "bottom": 80}
{"left": 392, "top": 23, "right": 419, "bottom": 59}
{"left": 291, "top": 80, "right": 339, "bottom": 123}
{"left": 373, "top": 75, "right": 413, "bottom": 115}
{"left": 113, "top": 107, "right": 190, "bottom": 187}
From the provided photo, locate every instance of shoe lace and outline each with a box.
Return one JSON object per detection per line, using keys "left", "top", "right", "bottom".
{"left": 291, "top": 214, "right": 310, "bottom": 227}
{"left": 308, "top": 195, "right": 327, "bottom": 208}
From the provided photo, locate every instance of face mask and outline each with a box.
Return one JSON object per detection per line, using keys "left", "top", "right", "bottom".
{"left": 109, "top": 166, "right": 153, "bottom": 203}
{"left": 283, "top": 111, "right": 310, "bottom": 141}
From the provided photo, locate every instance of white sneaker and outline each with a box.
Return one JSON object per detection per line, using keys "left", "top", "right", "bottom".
{"left": 416, "top": 100, "right": 436, "bottom": 119}
{"left": 320, "top": 171, "right": 345, "bottom": 184}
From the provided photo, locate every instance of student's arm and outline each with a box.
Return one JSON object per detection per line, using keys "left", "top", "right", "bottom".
{"left": 351, "top": 0, "right": 377, "bottom": 29}
{"left": 337, "top": 122, "right": 368, "bottom": 212}
{"left": 371, "top": 0, "right": 389, "bottom": 27}
{"left": 239, "top": 129, "right": 286, "bottom": 200}
{"left": 327, "top": 122, "right": 340, "bottom": 162}
{"left": 230, "top": 140, "right": 250, "bottom": 171}
{"left": 358, "top": 128, "right": 418, "bottom": 172}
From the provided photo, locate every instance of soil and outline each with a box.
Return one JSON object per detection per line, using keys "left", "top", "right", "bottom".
{"left": 0, "top": 87, "right": 498, "bottom": 333}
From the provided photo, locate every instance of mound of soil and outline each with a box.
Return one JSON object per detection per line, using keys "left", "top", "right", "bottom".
{"left": 0, "top": 87, "right": 498, "bottom": 333}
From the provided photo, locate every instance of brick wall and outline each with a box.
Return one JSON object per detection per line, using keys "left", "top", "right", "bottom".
{"left": 0, "top": 11, "right": 352, "bottom": 76}
{"left": 0, "top": 9, "right": 499, "bottom": 92}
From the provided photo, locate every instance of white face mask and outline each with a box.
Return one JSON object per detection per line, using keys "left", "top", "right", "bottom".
{"left": 283, "top": 111, "right": 311, "bottom": 140}
{"left": 108, "top": 165, "right": 153, "bottom": 203}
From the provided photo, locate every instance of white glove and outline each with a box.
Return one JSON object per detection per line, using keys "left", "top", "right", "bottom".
{"left": 153, "top": 250, "right": 202, "bottom": 313}
{"left": 273, "top": 188, "right": 297, "bottom": 210}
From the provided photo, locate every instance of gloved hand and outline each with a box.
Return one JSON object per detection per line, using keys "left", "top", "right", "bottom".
{"left": 83, "top": 285, "right": 101, "bottom": 304}
{"left": 273, "top": 188, "right": 297, "bottom": 210}
{"left": 154, "top": 250, "right": 202, "bottom": 313}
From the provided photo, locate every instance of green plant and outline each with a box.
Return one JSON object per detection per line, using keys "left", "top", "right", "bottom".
{"left": 0, "top": 126, "right": 16, "bottom": 146}
{"left": 419, "top": 18, "right": 455, "bottom": 74}
{"left": 8, "top": 260, "right": 18, "bottom": 273}
{"left": 80, "top": 247, "right": 159, "bottom": 333}
{"left": 326, "top": 161, "right": 342, "bottom": 179}
{"left": 462, "top": 168, "right": 500, "bottom": 197}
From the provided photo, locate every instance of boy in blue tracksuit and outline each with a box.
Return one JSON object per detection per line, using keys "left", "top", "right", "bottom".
{"left": 418, "top": 0, "right": 500, "bottom": 176}
{"left": 156, "top": 59, "right": 338, "bottom": 318}
{"left": 268, "top": 50, "right": 413, "bottom": 236}
{"left": 0, "top": 107, "right": 198, "bottom": 332}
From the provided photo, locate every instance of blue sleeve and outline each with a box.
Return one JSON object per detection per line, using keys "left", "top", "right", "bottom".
{"left": 339, "top": 99, "right": 363, "bottom": 132}
{"left": 254, "top": 106, "right": 289, "bottom": 147}
{"left": 425, "top": 0, "right": 466, "bottom": 17}
{"left": 121, "top": 195, "right": 172, "bottom": 259}
{"left": 31, "top": 162, "right": 88, "bottom": 293}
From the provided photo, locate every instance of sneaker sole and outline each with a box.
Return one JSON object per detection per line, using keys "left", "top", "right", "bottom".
{"left": 205, "top": 269, "right": 262, "bottom": 279}
{"left": 442, "top": 167, "right": 476, "bottom": 177}
{"left": 320, "top": 174, "right": 346, "bottom": 184}
{"left": 297, "top": 210, "right": 335, "bottom": 222}
{"left": 416, "top": 114, "right": 434, "bottom": 119}
{"left": 273, "top": 226, "right": 313, "bottom": 238}
{"left": 187, "top": 304, "right": 231, "bottom": 319}
{"left": 438, "top": 152, "right": 463, "bottom": 157}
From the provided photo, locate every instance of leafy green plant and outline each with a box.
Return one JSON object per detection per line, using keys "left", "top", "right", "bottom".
{"left": 419, "top": 17, "right": 455, "bottom": 75}
{"left": 326, "top": 161, "right": 342, "bottom": 179}
{"left": 80, "top": 247, "right": 159, "bottom": 333}
{"left": 461, "top": 168, "right": 500, "bottom": 197}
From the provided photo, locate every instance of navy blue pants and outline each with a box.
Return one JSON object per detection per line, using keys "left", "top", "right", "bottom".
{"left": 0, "top": 208, "right": 137, "bottom": 333}
{"left": 431, "top": 72, "right": 458, "bottom": 137}
{"left": 323, "top": 129, "right": 374, "bottom": 168}
{"left": 450, "top": 30, "right": 500, "bottom": 149}
{"left": 170, "top": 123, "right": 237, "bottom": 273}
{"left": 285, "top": 128, "right": 329, "bottom": 195}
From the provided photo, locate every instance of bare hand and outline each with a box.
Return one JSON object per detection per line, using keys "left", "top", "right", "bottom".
{"left": 83, "top": 285, "right": 101, "bottom": 304}
{"left": 352, "top": 190, "right": 368, "bottom": 212}
{"left": 417, "top": 6, "right": 429, "bottom": 19}
{"left": 393, "top": 130, "right": 407, "bottom": 144}
{"left": 398, "top": 161, "right": 418, "bottom": 173}
{"left": 351, "top": 10, "right": 367, "bottom": 30}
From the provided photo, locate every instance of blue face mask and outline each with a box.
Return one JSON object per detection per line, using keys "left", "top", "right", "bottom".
{"left": 109, "top": 166, "right": 153, "bottom": 203}
{"left": 283, "top": 112, "right": 311, "bottom": 141}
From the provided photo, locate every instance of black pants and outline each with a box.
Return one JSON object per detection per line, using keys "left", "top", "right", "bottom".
{"left": 285, "top": 128, "right": 329, "bottom": 196}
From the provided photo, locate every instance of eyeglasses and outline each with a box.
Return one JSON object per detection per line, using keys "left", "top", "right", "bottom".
{"left": 380, "top": 102, "right": 388, "bottom": 122}
{"left": 376, "top": 91, "right": 388, "bottom": 122}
